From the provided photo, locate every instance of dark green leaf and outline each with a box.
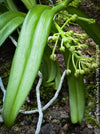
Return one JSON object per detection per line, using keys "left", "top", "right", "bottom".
{"left": 0, "top": 11, "right": 25, "bottom": 46}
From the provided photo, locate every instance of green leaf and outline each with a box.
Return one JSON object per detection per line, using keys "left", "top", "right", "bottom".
{"left": 40, "top": 46, "right": 57, "bottom": 86}
{"left": 63, "top": 49, "right": 85, "bottom": 123}
{"left": 3, "top": 5, "right": 55, "bottom": 128}
{"left": 0, "top": 11, "right": 25, "bottom": 46}
{"left": 54, "top": 63, "right": 61, "bottom": 90}
{"left": 40, "top": 45, "right": 61, "bottom": 89}
{"left": 5, "top": 0, "right": 18, "bottom": 11}
{"left": 21, "top": 0, "right": 36, "bottom": 9}
{"left": 67, "top": 6, "right": 100, "bottom": 45}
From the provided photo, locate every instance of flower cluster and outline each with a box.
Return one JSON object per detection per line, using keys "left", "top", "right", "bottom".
{"left": 48, "top": 21, "right": 98, "bottom": 77}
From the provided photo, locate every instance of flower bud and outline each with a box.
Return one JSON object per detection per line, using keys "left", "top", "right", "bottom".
{"left": 88, "top": 19, "right": 95, "bottom": 24}
{"left": 65, "top": 43, "right": 71, "bottom": 48}
{"left": 63, "top": 37, "right": 73, "bottom": 44}
{"left": 82, "top": 44, "right": 88, "bottom": 50}
{"left": 82, "top": 34, "right": 88, "bottom": 39}
{"left": 63, "top": 37, "right": 68, "bottom": 43}
{"left": 69, "top": 46, "right": 75, "bottom": 52}
{"left": 74, "top": 38, "right": 79, "bottom": 43}
{"left": 79, "top": 70, "right": 85, "bottom": 75}
{"left": 66, "top": 69, "right": 71, "bottom": 75}
{"left": 50, "top": 54, "right": 57, "bottom": 61}
{"left": 60, "top": 46, "right": 65, "bottom": 52}
{"left": 74, "top": 69, "right": 80, "bottom": 77}
{"left": 76, "top": 69, "right": 80, "bottom": 74}
{"left": 74, "top": 72, "right": 79, "bottom": 77}
{"left": 71, "top": 14, "right": 78, "bottom": 21}
{"left": 68, "top": 30, "right": 74, "bottom": 36}
{"left": 52, "top": 36, "right": 58, "bottom": 41}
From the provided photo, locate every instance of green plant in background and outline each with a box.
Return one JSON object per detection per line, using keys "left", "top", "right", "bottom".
{"left": 0, "top": 0, "right": 100, "bottom": 128}
{"left": 56, "top": 0, "right": 82, "bottom": 7}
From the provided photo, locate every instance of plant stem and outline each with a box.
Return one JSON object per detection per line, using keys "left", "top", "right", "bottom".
{"left": 67, "top": 52, "right": 71, "bottom": 69}
{"left": 52, "top": 35, "right": 59, "bottom": 55}
{"left": 72, "top": 53, "right": 77, "bottom": 70}
{"left": 61, "top": 18, "right": 71, "bottom": 30}
{"left": 54, "top": 22, "right": 63, "bottom": 36}
{"left": 21, "top": 0, "right": 36, "bottom": 10}
{"left": 52, "top": 0, "right": 73, "bottom": 13}
{"left": 66, "top": 13, "right": 95, "bottom": 23}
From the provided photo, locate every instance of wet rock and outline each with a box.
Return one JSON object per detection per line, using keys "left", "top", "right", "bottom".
{"left": 60, "top": 112, "right": 68, "bottom": 120}
{"left": 13, "top": 127, "right": 19, "bottom": 132}
{"left": 23, "top": 117, "right": 31, "bottom": 125}
{"left": 32, "top": 117, "right": 38, "bottom": 126}
{"left": 59, "top": 129, "right": 66, "bottom": 134}
{"left": 49, "top": 111, "right": 60, "bottom": 119}
{"left": 52, "top": 119, "right": 60, "bottom": 124}
{"left": 82, "top": 128, "right": 94, "bottom": 134}
{"left": 27, "top": 127, "right": 35, "bottom": 134}
{"left": 52, "top": 124, "right": 61, "bottom": 134}
{"left": 63, "top": 123, "right": 68, "bottom": 131}
{"left": 40, "top": 123, "right": 51, "bottom": 134}
{"left": 94, "top": 128, "right": 100, "bottom": 134}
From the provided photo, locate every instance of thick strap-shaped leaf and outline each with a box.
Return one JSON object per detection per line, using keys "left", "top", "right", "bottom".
{"left": 3, "top": 5, "right": 55, "bottom": 128}
{"left": 40, "top": 46, "right": 61, "bottom": 88}
{"left": 5, "top": 0, "right": 18, "bottom": 11}
{"left": 63, "top": 49, "right": 85, "bottom": 124}
{"left": 67, "top": 73, "right": 85, "bottom": 123}
{"left": 67, "top": 6, "right": 100, "bottom": 45}
{"left": 0, "top": 11, "right": 25, "bottom": 46}
{"left": 53, "top": 63, "right": 61, "bottom": 90}
{"left": 0, "top": 16, "right": 25, "bottom": 46}
{"left": 43, "top": 46, "right": 57, "bottom": 83}
{"left": 21, "top": 0, "right": 36, "bottom": 9}
{"left": 0, "top": 11, "right": 25, "bottom": 30}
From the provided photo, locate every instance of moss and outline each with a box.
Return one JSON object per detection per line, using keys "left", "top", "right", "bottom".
{"left": 40, "top": 86, "right": 55, "bottom": 102}
{"left": 0, "top": 61, "right": 11, "bottom": 87}
{"left": 85, "top": 108, "right": 100, "bottom": 127}
{"left": 85, "top": 80, "right": 100, "bottom": 127}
